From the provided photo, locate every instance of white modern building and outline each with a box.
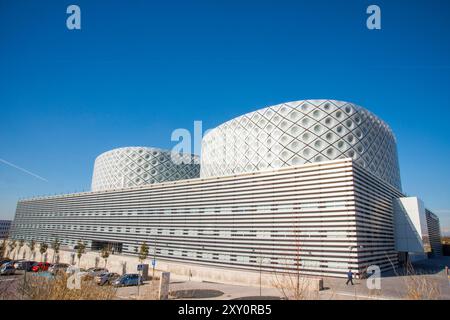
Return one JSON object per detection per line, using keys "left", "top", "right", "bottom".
{"left": 9, "top": 99, "right": 442, "bottom": 278}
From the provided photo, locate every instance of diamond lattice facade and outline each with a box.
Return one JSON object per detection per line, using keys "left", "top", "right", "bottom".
{"left": 201, "top": 99, "right": 401, "bottom": 190}
{"left": 91, "top": 147, "right": 200, "bottom": 191}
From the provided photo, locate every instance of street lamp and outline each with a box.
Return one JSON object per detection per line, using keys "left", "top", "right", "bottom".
{"left": 257, "top": 255, "right": 263, "bottom": 297}
{"left": 152, "top": 238, "right": 157, "bottom": 280}
{"left": 253, "top": 249, "right": 264, "bottom": 297}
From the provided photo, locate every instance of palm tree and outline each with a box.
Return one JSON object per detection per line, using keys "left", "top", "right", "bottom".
{"left": 18, "top": 239, "right": 25, "bottom": 259}
{"left": 100, "top": 245, "right": 111, "bottom": 268}
{"left": 8, "top": 240, "right": 17, "bottom": 259}
{"left": 39, "top": 242, "right": 48, "bottom": 262}
{"left": 76, "top": 240, "right": 86, "bottom": 266}
{"left": 28, "top": 239, "right": 36, "bottom": 260}
{"left": 51, "top": 238, "right": 61, "bottom": 263}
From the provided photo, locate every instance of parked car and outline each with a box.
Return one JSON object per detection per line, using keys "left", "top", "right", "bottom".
{"left": 15, "top": 260, "right": 36, "bottom": 271}
{"left": 13, "top": 260, "right": 25, "bottom": 268}
{"left": 66, "top": 265, "right": 77, "bottom": 274}
{"left": 31, "top": 262, "right": 51, "bottom": 272}
{"left": 27, "top": 262, "right": 39, "bottom": 272}
{"left": 66, "top": 265, "right": 88, "bottom": 278}
{"left": 112, "top": 274, "right": 143, "bottom": 287}
{"left": 1, "top": 260, "right": 16, "bottom": 267}
{"left": 1, "top": 261, "right": 16, "bottom": 268}
{"left": 66, "top": 265, "right": 87, "bottom": 275}
{"left": 95, "top": 272, "right": 120, "bottom": 286}
{"left": 0, "top": 264, "right": 16, "bottom": 276}
{"left": 48, "top": 263, "right": 70, "bottom": 274}
{"left": 86, "top": 267, "right": 108, "bottom": 278}
{"left": 0, "top": 258, "right": 11, "bottom": 267}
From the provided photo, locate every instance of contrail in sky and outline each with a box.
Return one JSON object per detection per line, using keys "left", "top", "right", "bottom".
{"left": 0, "top": 158, "right": 48, "bottom": 182}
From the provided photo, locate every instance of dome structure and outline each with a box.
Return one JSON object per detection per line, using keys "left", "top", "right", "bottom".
{"left": 92, "top": 147, "right": 200, "bottom": 191}
{"left": 201, "top": 99, "right": 401, "bottom": 190}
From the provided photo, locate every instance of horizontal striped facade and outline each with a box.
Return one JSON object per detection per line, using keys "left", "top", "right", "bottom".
{"left": 426, "top": 210, "right": 443, "bottom": 257}
{"left": 352, "top": 165, "right": 403, "bottom": 271}
{"left": 10, "top": 159, "right": 402, "bottom": 278}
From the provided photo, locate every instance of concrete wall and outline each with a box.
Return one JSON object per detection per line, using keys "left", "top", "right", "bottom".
{"left": 394, "top": 197, "right": 431, "bottom": 254}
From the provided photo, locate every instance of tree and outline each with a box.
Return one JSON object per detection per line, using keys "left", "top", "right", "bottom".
{"left": 138, "top": 242, "right": 149, "bottom": 263}
{"left": 100, "top": 245, "right": 111, "bottom": 268}
{"left": 18, "top": 239, "right": 25, "bottom": 259}
{"left": 51, "top": 238, "right": 61, "bottom": 263}
{"left": 271, "top": 215, "right": 320, "bottom": 300}
{"left": 39, "top": 242, "right": 48, "bottom": 262}
{"left": 28, "top": 240, "right": 36, "bottom": 260}
{"left": 76, "top": 240, "right": 86, "bottom": 266}
{"left": 0, "top": 239, "right": 7, "bottom": 258}
{"left": 137, "top": 242, "right": 149, "bottom": 295}
{"left": 8, "top": 240, "right": 17, "bottom": 259}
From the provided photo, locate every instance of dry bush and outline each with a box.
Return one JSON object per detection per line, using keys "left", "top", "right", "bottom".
{"left": 270, "top": 226, "right": 321, "bottom": 300}
{"left": 402, "top": 263, "right": 441, "bottom": 300}
{"left": 18, "top": 273, "right": 117, "bottom": 300}
{"left": 404, "top": 275, "right": 441, "bottom": 300}
{"left": 271, "top": 270, "right": 319, "bottom": 300}
{"left": 383, "top": 253, "right": 442, "bottom": 300}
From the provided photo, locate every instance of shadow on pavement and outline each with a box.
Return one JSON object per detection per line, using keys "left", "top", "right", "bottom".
{"left": 170, "top": 289, "right": 224, "bottom": 299}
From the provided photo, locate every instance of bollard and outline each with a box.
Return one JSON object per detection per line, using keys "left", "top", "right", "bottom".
{"left": 158, "top": 272, "right": 170, "bottom": 300}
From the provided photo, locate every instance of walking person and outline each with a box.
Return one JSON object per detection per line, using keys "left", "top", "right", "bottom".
{"left": 346, "top": 269, "right": 354, "bottom": 285}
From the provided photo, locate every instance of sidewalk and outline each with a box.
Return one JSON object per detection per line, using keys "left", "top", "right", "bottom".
{"left": 319, "top": 260, "right": 450, "bottom": 300}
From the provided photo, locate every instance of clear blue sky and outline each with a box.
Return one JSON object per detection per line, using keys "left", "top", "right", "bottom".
{"left": 1, "top": 0, "right": 449, "bottom": 234}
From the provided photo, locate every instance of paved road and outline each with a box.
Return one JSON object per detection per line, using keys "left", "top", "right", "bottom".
{"left": 0, "top": 273, "right": 23, "bottom": 299}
